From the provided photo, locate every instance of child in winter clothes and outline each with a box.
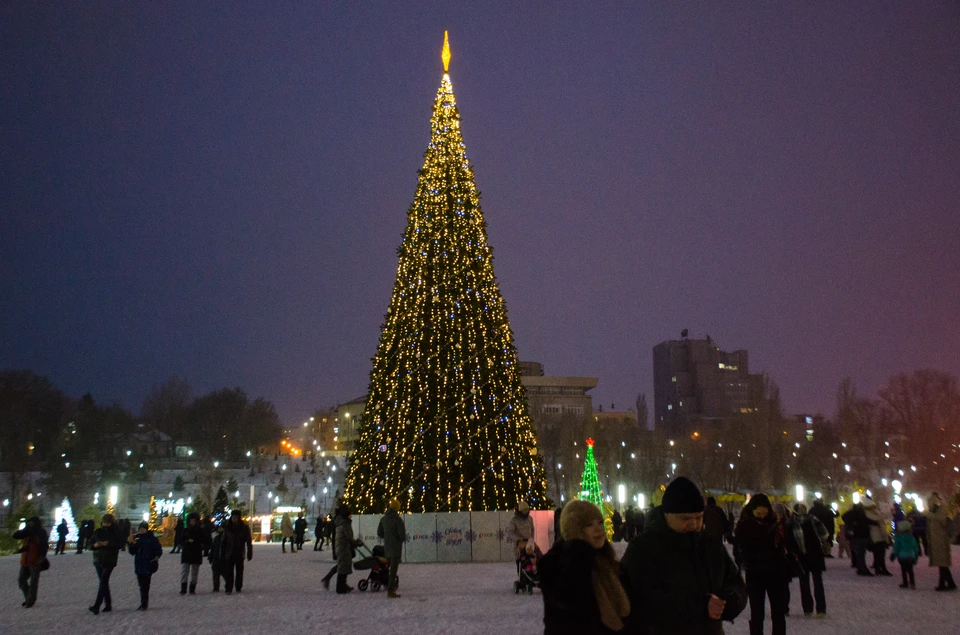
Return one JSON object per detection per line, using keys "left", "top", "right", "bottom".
{"left": 891, "top": 520, "right": 920, "bottom": 589}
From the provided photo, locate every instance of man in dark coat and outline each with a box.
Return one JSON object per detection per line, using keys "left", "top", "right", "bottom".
{"left": 89, "top": 514, "right": 125, "bottom": 614}
{"left": 703, "top": 497, "right": 731, "bottom": 543}
{"left": 13, "top": 516, "right": 48, "bottom": 608}
{"left": 179, "top": 512, "right": 209, "bottom": 595}
{"left": 841, "top": 503, "right": 872, "bottom": 575}
{"left": 377, "top": 499, "right": 407, "bottom": 598}
{"left": 209, "top": 524, "right": 225, "bottom": 592}
{"left": 294, "top": 512, "right": 308, "bottom": 551}
{"left": 220, "top": 510, "right": 253, "bottom": 594}
{"left": 54, "top": 519, "right": 68, "bottom": 555}
{"left": 809, "top": 500, "right": 837, "bottom": 556}
{"left": 171, "top": 514, "right": 184, "bottom": 553}
{"left": 611, "top": 510, "right": 623, "bottom": 542}
{"left": 621, "top": 477, "right": 747, "bottom": 635}
{"left": 76, "top": 519, "right": 93, "bottom": 554}
{"left": 314, "top": 515, "right": 326, "bottom": 551}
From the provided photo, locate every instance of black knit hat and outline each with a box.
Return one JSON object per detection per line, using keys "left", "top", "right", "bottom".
{"left": 661, "top": 477, "right": 705, "bottom": 513}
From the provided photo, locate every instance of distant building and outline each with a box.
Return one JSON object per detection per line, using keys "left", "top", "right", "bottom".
{"left": 653, "top": 333, "right": 764, "bottom": 432}
{"left": 336, "top": 397, "right": 366, "bottom": 456}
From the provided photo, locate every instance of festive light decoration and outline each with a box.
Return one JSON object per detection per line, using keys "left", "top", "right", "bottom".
{"left": 578, "top": 439, "right": 604, "bottom": 508}
{"left": 55, "top": 498, "right": 79, "bottom": 542}
{"left": 148, "top": 496, "right": 159, "bottom": 530}
{"left": 343, "top": 33, "right": 547, "bottom": 513}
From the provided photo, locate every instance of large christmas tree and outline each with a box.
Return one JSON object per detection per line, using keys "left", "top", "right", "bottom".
{"left": 578, "top": 438, "right": 604, "bottom": 508}
{"left": 344, "top": 33, "right": 547, "bottom": 513}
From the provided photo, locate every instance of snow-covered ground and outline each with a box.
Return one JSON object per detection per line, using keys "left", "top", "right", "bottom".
{"left": 2, "top": 543, "right": 958, "bottom": 634}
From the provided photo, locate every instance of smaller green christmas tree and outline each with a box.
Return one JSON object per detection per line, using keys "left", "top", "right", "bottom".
{"left": 212, "top": 487, "right": 230, "bottom": 525}
{"left": 578, "top": 438, "right": 604, "bottom": 508}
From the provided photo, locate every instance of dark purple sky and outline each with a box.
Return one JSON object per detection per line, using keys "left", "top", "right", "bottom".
{"left": 3, "top": 3, "right": 958, "bottom": 424}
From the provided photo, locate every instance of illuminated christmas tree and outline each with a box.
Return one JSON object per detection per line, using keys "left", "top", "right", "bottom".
{"left": 344, "top": 32, "right": 547, "bottom": 513}
{"left": 578, "top": 438, "right": 604, "bottom": 508}
{"left": 55, "top": 498, "right": 79, "bottom": 542}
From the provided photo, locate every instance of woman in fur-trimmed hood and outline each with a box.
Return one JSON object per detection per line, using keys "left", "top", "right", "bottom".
{"left": 539, "top": 499, "right": 630, "bottom": 634}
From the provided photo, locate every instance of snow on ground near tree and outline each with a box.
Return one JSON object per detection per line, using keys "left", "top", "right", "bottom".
{"left": 2, "top": 543, "right": 958, "bottom": 634}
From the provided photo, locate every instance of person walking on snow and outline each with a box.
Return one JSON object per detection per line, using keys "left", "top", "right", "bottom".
{"left": 377, "top": 499, "right": 407, "bottom": 598}
{"left": 809, "top": 500, "right": 837, "bottom": 556}
{"left": 314, "top": 515, "right": 326, "bottom": 551}
{"left": 209, "top": 524, "right": 225, "bottom": 592}
{"left": 128, "top": 520, "right": 162, "bottom": 610}
{"left": 735, "top": 494, "right": 789, "bottom": 635}
{"left": 927, "top": 493, "right": 957, "bottom": 591}
{"left": 294, "top": 512, "right": 308, "bottom": 551}
{"left": 333, "top": 505, "right": 361, "bottom": 593}
{"left": 540, "top": 499, "right": 630, "bottom": 634}
{"left": 891, "top": 520, "right": 920, "bottom": 589}
{"left": 862, "top": 498, "right": 892, "bottom": 576}
{"left": 280, "top": 512, "right": 296, "bottom": 553}
{"left": 787, "top": 503, "right": 829, "bottom": 617}
{"left": 13, "top": 516, "right": 48, "bottom": 608}
{"left": 179, "top": 512, "right": 209, "bottom": 595}
{"left": 89, "top": 513, "right": 124, "bottom": 615}
{"left": 54, "top": 519, "right": 68, "bottom": 555}
{"left": 220, "top": 510, "right": 253, "bottom": 594}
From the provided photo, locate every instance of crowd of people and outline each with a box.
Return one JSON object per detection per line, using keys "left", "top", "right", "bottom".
{"left": 10, "top": 483, "right": 958, "bottom": 633}
{"left": 538, "top": 481, "right": 958, "bottom": 634}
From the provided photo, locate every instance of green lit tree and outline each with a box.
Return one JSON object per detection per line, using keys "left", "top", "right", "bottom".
{"left": 343, "top": 34, "right": 547, "bottom": 513}
{"left": 578, "top": 438, "right": 604, "bottom": 508}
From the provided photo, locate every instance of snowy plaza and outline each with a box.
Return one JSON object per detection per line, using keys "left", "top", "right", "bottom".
{"left": 3, "top": 543, "right": 958, "bottom": 634}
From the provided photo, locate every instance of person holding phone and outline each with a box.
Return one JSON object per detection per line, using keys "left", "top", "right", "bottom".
{"left": 128, "top": 521, "right": 162, "bottom": 610}
{"left": 89, "top": 514, "right": 124, "bottom": 615}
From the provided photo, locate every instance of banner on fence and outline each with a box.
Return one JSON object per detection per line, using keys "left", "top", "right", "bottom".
{"left": 469, "top": 512, "right": 501, "bottom": 561}
{"left": 436, "top": 512, "right": 471, "bottom": 562}
{"left": 404, "top": 513, "right": 437, "bottom": 563}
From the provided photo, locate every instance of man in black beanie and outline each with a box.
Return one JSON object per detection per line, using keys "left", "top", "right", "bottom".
{"left": 620, "top": 476, "right": 746, "bottom": 635}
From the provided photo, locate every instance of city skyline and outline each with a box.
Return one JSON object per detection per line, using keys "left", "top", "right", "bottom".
{"left": 3, "top": 4, "right": 958, "bottom": 425}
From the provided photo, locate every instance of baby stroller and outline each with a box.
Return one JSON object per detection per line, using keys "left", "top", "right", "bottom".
{"left": 514, "top": 541, "right": 541, "bottom": 594}
{"left": 354, "top": 542, "right": 397, "bottom": 592}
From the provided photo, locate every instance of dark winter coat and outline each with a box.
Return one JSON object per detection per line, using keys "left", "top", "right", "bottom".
{"left": 702, "top": 503, "right": 730, "bottom": 542}
{"left": 788, "top": 514, "right": 828, "bottom": 573}
{"left": 335, "top": 514, "right": 357, "bottom": 574}
{"left": 539, "top": 539, "right": 622, "bottom": 635}
{"left": 13, "top": 522, "right": 49, "bottom": 567}
{"left": 621, "top": 507, "right": 747, "bottom": 635}
{"left": 56, "top": 521, "right": 69, "bottom": 539}
{"left": 180, "top": 523, "right": 209, "bottom": 565}
{"left": 314, "top": 518, "right": 324, "bottom": 539}
{"left": 221, "top": 520, "right": 253, "bottom": 562}
{"left": 841, "top": 505, "right": 870, "bottom": 540}
{"left": 91, "top": 525, "right": 125, "bottom": 569}
{"left": 377, "top": 508, "right": 406, "bottom": 560}
{"left": 809, "top": 502, "right": 837, "bottom": 536}
{"left": 734, "top": 515, "right": 789, "bottom": 579}
{"left": 129, "top": 531, "right": 163, "bottom": 576}
{"left": 294, "top": 517, "right": 308, "bottom": 537}
{"left": 209, "top": 533, "right": 224, "bottom": 566}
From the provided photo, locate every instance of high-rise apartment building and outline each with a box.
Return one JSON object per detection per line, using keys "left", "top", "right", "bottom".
{"left": 653, "top": 334, "right": 764, "bottom": 432}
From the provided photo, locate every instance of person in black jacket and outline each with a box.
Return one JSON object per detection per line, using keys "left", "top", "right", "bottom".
{"left": 76, "top": 519, "right": 93, "bottom": 555}
{"left": 841, "top": 503, "right": 872, "bottom": 575}
{"left": 809, "top": 500, "right": 837, "bottom": 556}
{"left": 702, "top": 497, "right": 731, "bottom": 543}
{"left": 89, "top": 514, "right": 125, "bottom": 615}
{"left": 220, "top": 510, "right": 253, "bottom": 594}
{"left": 735, "top": 494, "right": 789, "bottom": 635}
{"left": 621, "top": 477, "right": 746, "bottom": 635}
{"left": 294, "top": 512, "right": 308, "bottom": 551}
{"left": 209, "top": 524, "right": 225, "bottom": 592}
{"left": 13, "top": 516, "right": 48, "bottom": 608}
{"left": 128, "top": 521, "right": 162, "bottom": 610}
{"left": 54, "top": 519, "right": 68, "bottom": 555}
{"left": 179, "top": 512, "right": 209, "bottom": 595}
{"left": 787, "top": 504, "right": 829, "bottom": 617}
{"left": 313, "top": 515, "right": 325, "bottom": 551}
{"left": 540, "top": 499, "right": 630, "bottom": 634}
{"left": 171, "top": 514, "right": 184, "bottom": 553}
